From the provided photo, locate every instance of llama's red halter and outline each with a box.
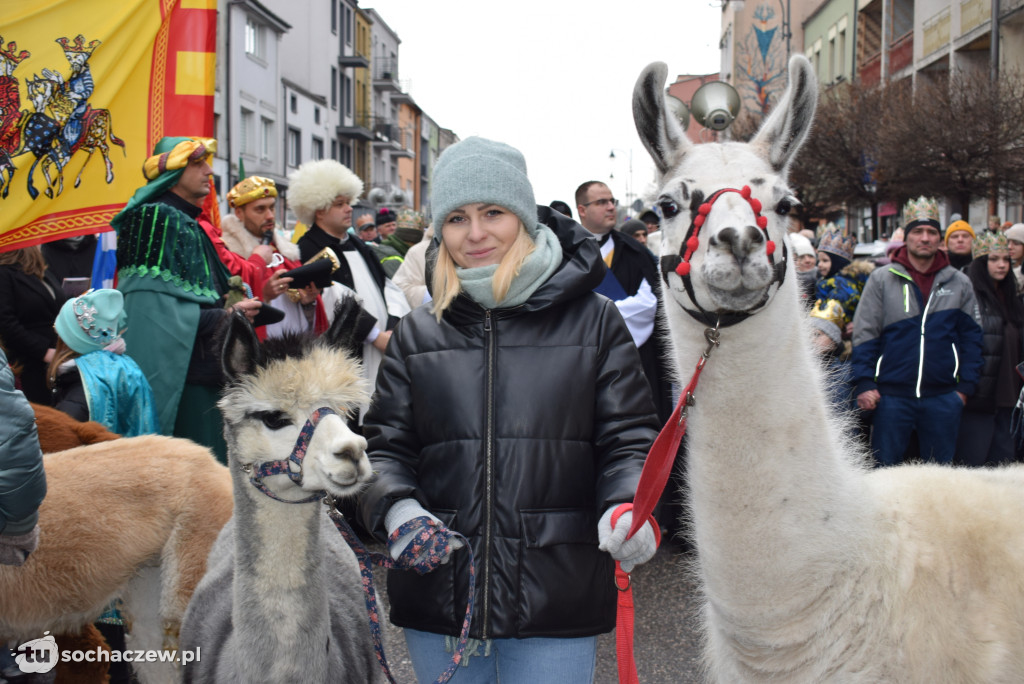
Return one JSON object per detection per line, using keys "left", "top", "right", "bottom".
{"left": 243, "top": 406, "right": 337, "bottom": 504}
{"left": 658, "top": 185, "right": 788, "bottom": 328}
{"left": 674, "top": 185, "right": 774, "bottom": 277}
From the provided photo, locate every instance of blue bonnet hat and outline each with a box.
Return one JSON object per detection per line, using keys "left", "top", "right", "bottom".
{"left": 55, "top": 288, "right": 126, "bottom": 355}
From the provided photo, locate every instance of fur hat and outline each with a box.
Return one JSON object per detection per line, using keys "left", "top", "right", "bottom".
{"left": 227, "top": 176, "right": 277, "bottom": 208}
{"left": 903, "top": 197, "right": 941, "bottom": 232}
{"left": 972, "top": 231, "right": 1009, "bottom": 259}
{"left": 788, "top": 231, "right": 815, "bottom": 258}
{"left": 55, "top": 289, "right": 125, "bottom": 355}
{"left": 430, "top": 136, "right": 538, "bottom": 239}
{"left": 944, "top": 220, "right": 974, "bottom": 244}
{"left": 817, "top": 225, "right": 856, "bottom": 262}
{"left": 809, "top": 299, "right": 844, "bottom": 347}
{"left": 286, "top": 160, "right": 364, "bottom": 226}
{"left": 1004, "top": 223, "right": 1024, "bottom": 245}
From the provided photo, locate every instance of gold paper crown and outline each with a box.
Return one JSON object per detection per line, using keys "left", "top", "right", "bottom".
{"left": 972, "top": 231, "right": 1009, "bottom": 259}
{"left": 818, "top": 227, "right": 856, "bottom": 261}
{"left": 903, "top": 196, "right": 940, "bottom": 228}
{"left": 227, "top": 176, "right": 278, "bottom": 208}
{"left": 56, "top": 35, "right": 101, "bottom": 56}
{"left": 0, "top": 38, "right": 30, "bottom": 65}
{"left": 810, "top": 298, "right": 845, "bottom": 330}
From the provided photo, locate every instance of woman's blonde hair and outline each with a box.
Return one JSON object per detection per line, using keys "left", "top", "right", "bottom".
{"left": 430, "top": 222, "right": 536, "bottom": 320}
{"left": 0, "top": 245, "right": 47, "bottom": 280}
{"left": 46, "top": 338, "right": 80, "bottom": 390}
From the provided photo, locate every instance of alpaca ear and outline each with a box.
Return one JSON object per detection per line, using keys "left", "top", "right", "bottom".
{"left": 324, "top": 294, "right": 372, "bottom": 358}
{"left": 751, "top": 55, "right": 818, "bottom": 175}
{"left": 633, "top": 62, "right": 691, "bottom": 176}
{"left": 220, "top": 311, "right": 262, "bottom": 381}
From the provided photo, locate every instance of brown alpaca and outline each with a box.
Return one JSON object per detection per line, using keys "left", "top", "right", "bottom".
{"left": 31, "top": 402, "right": 120, "bottom": 453}
{"left": 0, "top": 435, "right": 233, "bottom": 684}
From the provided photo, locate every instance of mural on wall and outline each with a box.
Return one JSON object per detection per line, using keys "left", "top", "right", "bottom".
{"left": 735, "top": 2, "right": 787, "bottom": 117}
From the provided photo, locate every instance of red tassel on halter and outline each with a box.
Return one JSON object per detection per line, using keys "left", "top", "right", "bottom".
{"left": 756, "top": 216, "right": 768, "bottom": 229}
{"left": 766, "top": 241, "right": 776, "bottom": 255}
{"left": 676, "top": 262, "right": 691, "bottom": 276}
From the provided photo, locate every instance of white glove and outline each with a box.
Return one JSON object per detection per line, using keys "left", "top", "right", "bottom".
{"left": 0, "top": 525, "right": 40, "bottom": 566}
{"left": 598, "top": 506, "right": 657, "bottom": 572}
{"left": 385, "top": 498, "right": 464, "bottom": 565}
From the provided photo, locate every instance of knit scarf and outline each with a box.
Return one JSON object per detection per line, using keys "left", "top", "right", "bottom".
{"left": 455, "top": 225, "right": 562, "bottom": 310}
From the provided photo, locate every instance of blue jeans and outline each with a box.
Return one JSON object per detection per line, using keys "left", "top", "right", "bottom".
{"left": 871, "top": 391, "right": 963, "bottom": 466}
{"left": 403, "top": 629, "right": 597, "bottom": 684}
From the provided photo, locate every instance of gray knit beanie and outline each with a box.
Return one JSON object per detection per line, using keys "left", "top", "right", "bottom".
{"left": 431, "top": 137, "right": 538, "bottom": 240}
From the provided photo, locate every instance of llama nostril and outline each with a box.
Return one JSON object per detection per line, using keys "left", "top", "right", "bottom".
{"left": 335, "top": 447, "right": 362, "bottom": 464}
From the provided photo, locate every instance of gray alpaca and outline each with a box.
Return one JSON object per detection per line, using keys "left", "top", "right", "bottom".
{"left": 180, "top": 307, "right": 382, "bottom": 683}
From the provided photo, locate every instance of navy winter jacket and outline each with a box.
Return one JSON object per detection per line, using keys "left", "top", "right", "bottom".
{"left": 852, "top": 261, "right": 983, "bottom": 399}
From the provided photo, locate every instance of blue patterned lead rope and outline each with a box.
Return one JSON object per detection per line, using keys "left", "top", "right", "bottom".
{"left": 327, "top": 499, "right": 475, "bottom": 684}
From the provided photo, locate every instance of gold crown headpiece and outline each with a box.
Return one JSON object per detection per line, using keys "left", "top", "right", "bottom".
{"left": 903, "top": 196, "right": 940, "bottom": 229}
{"left": 56, "top": 35, "right": 101, "bottom": 56}
{"left": 227, "top": 176, "right": 278, "bottom": 208}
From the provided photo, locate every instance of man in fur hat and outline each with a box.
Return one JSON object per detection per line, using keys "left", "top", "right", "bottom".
{"left": 289, "top": 160, "right": 410, "bottom": 422}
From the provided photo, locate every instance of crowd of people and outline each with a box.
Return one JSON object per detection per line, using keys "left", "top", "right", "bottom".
{"left": 2, "top": 131, "right": 1024, "bottom": 682}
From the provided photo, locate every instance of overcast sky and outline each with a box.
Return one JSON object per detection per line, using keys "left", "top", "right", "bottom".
{"left": 364, "top": 1, "right": 722, "bottom": 216}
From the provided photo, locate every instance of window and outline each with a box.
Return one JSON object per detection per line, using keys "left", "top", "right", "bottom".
{"left": 339, "top": 141, "right": 351, "bottom": 166}
{"left": 331, "top": 67, "right": 338, "bottom": 109}
{"left": 240, "top": 109, "right": 254, "bottom": 154}
{"left": 331, "top": 0, "right": 337, "bottom": 34}
{"left": 245, "top": 19, "right": 264, "bottom": 59}
{"left": 828, "top": 36, "right": 836, "bottom": 82}
{"left": 314, "top": 107, "right": 321, "bottom": 125}
{"left": 312, "top": 137, "right": 324, "bottom": 160}
{"left": 331, "top": 139, "right": 338, "bottom": 160}
{"left": 290, "top": 95, "right": 297, "bottom": 114}
{"left": 341, "top": 74, "right": 351, "bottom": 117}
{"left": 837, "top": 28, "right": 846, "bottom": 78}
{"left": 345, "top": 7, "right": 353, "bottom": 45}
{"left": 287, "top": 128, "right": 301, "bottom": 166}
{"left": 260, "top": 118, "right": 274, "bottom": 160}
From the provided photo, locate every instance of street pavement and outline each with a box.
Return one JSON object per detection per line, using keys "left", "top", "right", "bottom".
{"left": 371, "top": 541, "right": 706, "bottom": 683}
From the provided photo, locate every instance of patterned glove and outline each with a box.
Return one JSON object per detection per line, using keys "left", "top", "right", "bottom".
{"left": 385, "top": 498, "right": 464, "bottom": 567}
{"left": 598, "top": 506, "right": 658, "bottom": 572}
{"left": 0, "top": 525, "right": 40, "bottom": 566}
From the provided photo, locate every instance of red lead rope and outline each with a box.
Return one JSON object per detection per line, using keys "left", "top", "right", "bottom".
{"left": 616, "top": 322, "right": 720, "bottom": 684}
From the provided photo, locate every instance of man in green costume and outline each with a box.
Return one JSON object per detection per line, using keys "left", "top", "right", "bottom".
{"left": 112, "top": 137, "right": 261, "bottom": 461}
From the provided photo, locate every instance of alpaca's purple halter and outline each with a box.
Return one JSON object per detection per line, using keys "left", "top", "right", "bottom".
{"left": 243, "top": 406, "right": 337, "bottom": 504}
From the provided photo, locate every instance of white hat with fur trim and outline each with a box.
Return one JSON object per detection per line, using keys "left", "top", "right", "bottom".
{"left": 286, "top": 159, "right": 364, "bottom": 226}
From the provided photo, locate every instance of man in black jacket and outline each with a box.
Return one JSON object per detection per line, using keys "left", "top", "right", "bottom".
{"left": 576, "top": 180, "right": 672, "bottom": 423}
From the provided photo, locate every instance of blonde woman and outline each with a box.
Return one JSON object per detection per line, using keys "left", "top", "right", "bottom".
{"left": 359, "top": 137, "right": 659, "bottom": 683}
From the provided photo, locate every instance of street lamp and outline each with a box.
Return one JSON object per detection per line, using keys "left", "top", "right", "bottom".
{"left": 725, "top": 0, "right": 791, "bottom": 61}
{"left": 609, "top": 148, "right": 634, "bottom": 212}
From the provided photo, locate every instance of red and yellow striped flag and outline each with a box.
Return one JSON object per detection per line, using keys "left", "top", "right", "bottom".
{"left": 0, "top": 0, "right": 216, "bottom": 253}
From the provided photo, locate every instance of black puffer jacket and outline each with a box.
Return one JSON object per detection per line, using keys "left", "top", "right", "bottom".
{"left": 966, "top": 293, "right": 1023, "bottom": 412}
{"left": 359, "top": 210, "right": 659, "bottom": 639}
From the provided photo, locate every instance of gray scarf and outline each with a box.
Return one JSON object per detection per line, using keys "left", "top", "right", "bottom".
{"left": 455, "top": 225, "right": 562, "bottom": 310}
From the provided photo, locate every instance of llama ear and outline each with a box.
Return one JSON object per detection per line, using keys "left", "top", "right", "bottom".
{"left": 324, "top": 294, "right": 372, "bottom": 358}
{"left": 633, "top": 62, "right": 690, "bottom": 176}
{"left": 750, "top": 55, "right": 818, "bottom": 175}
{"left": 220, "top": 311, "right": 262, "bottom": 381}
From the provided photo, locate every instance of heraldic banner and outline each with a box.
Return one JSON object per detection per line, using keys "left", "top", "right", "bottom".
{"left": 0, "top": 0, "right": 215, "bottom": 254}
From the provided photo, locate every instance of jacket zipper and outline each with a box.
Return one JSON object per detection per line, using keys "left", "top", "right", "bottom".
{"left": 482, "top": 309, "right": 495, "bottom": 639}
{"left": 916, "top": 283, "right": 938, "bottom": 398}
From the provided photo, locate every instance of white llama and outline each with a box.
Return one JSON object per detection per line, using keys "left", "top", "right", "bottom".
{"left": 632, "top": 56, "right": 1024, "bottom": 682}
{"left": 0, "top": 435, "right": 233, "bottom": 684}
{"left": 179, "top": 306, "right": 381, "bottom": 684}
